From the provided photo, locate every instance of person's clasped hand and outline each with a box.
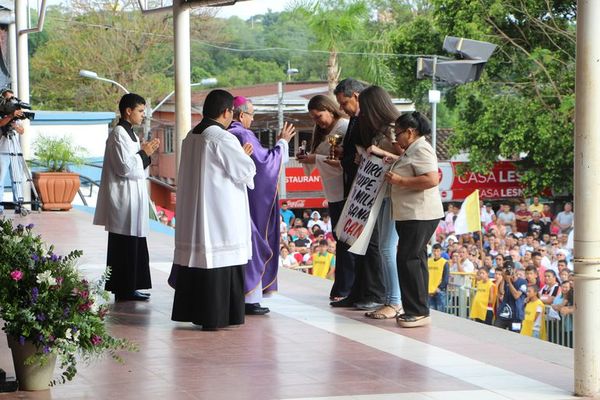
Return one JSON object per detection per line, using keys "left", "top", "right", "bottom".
{"left": 141, "top": 137, "right": 160, "bottom": 156}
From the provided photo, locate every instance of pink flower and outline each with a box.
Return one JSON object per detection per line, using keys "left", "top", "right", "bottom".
{"left": 91, "top": 335, "right": 102, "bottom": 346}
{"left": 10, "top": 270, "right": 23, "bottom": 281}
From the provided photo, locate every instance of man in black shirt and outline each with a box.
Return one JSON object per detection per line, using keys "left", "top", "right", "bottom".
{"left": 329, "top": 78, "right": 384, "bottom": 309}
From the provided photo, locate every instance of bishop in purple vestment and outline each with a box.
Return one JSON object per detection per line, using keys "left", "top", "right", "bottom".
{"left": 228, "top": 96, "right": 296, "bottom": 315}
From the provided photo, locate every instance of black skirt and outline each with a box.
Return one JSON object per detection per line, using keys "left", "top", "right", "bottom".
{"left": 171, "top": 264, "right": 245, "bottom": 329}
{"left": 105, "top": 232, "right": 152, "bottom": 294}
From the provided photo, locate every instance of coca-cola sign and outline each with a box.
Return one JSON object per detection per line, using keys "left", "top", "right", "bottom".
{"left": 279, "top": 198, "right": 328, "bottom": 209}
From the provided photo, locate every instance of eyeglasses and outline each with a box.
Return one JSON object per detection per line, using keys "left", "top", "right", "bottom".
{"left": 395, "top": 128, "right": 411, "bottom": 137}
{"left": 243, "top": 111, "right": 255, "bottom": 117}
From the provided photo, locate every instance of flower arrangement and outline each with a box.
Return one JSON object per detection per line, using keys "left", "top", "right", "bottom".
{"left": 0, "top": 218, "right": 136, "bottom": 385}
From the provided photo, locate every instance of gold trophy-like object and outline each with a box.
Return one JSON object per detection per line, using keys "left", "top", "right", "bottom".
{"left": 327, "top": 134, "right": 342, "bottom": 160}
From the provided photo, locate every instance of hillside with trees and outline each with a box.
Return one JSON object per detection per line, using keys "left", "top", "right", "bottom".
{"left": 27, "top": 0, "right": 576, "bottom": 194}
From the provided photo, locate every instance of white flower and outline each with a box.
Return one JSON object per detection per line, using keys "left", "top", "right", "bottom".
{"left": 36, "top": 270, "right": 57, "bottom": 286}
{"left": 65, "top": 327, "right": 80, "bottom": 342}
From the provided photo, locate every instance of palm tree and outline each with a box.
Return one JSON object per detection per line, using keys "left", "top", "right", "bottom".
{"left": 294, "top": 0, "right": 370, "bottom": 95}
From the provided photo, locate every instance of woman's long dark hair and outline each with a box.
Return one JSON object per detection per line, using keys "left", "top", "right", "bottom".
{"left": 395, "top": 111, "right": 431, "bottom": 136}
{"left": 307, "top": 95, "right": 344, "bottom": 153}
{"left": 357, "top": 86, "right": 400, "bottom": 147}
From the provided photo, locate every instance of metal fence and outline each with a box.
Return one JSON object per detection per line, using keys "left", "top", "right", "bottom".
{"left": 444, "top": 273, "right": 573, "bottom": 348}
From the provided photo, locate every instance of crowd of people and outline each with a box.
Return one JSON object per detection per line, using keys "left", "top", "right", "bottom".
{"left": 279, "top": 197, "right": 575, "bottom": 343}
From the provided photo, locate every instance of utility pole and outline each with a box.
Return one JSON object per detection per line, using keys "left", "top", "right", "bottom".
{"left": 429, "top": 56, "right": 440, "bottom": 153}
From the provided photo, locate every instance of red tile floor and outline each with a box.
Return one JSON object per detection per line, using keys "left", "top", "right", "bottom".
{"left": 0, "top": 209, "right": 576, "bottom": 400}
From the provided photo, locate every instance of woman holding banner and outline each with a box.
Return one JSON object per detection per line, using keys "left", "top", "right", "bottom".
{"left": 357, "top": 86, "right": 403, "bottom": 319}
{"left": 298, "top": 95, "right": 348, "bottom": 300}
{"left": 385, "top": 111, "right": 444, "bottom": 328}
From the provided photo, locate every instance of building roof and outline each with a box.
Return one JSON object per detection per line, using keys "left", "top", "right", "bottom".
{"left": 31, "top": 111, "right": 116, "bottom": 125}
{"left": 425, "top": 128, "right": 454, "bottom": 161}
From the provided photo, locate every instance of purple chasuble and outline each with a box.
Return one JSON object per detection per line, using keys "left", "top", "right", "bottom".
{"left": 228, "top": 121, "right": 282, "bottom": 297}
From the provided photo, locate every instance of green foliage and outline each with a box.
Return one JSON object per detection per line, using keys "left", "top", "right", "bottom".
{"left": 382, "top": 0, "right": 576, "bottom": 194}
{"left": 32, "top": 135, "right": 87, "bottom": 172}
{"left": 0, "top": 219, "right": 137, "bottom": 385}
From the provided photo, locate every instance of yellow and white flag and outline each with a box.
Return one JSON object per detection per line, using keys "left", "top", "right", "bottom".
{"left": 454, "top": 189, "right": 481, "bottom": 235}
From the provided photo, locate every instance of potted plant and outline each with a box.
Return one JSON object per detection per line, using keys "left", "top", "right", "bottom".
{"left": 32, "top": 135, "right": 86, "bottom": 211}
{"left": 0, "top": 218, "right": 136, "bottom": 390}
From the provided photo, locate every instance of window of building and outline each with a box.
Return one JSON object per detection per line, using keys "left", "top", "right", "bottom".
{"left": 164, "top": 126, "right": 174, "bottom": 153}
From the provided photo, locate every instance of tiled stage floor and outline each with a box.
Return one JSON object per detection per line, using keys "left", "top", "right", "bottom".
{"left": 0, "top": 209, "right": 577, "bottom": 400}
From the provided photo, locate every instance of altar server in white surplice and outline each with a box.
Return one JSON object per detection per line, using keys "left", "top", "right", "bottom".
{"left": 170, "top": 89, "right": 256, "bottom": 331}
{"left": 94, "top": 93, "right": 160, "bottom": 302}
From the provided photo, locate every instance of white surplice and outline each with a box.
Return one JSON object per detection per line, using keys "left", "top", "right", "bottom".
{"left": 173, "top": 124, "right": 256, "bottom": 269}
{"left": 93, "top": 125, "right": 149, "bottom": 237}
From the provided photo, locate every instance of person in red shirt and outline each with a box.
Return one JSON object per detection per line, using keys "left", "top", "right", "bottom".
{"left": 515, "top": 202, "right": 532, "bottom": 234}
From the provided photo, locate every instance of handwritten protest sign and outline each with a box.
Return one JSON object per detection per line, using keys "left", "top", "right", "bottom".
{"left": 336, "top": 149, "right": 391, "bottom": 255}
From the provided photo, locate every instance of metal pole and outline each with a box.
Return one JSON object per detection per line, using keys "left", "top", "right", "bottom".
{"left": 431, "top": 56, "right": 437, "bottom": 153}
{"left": 144, "top": 100, "right": 152, "bottom": 141}
{"left": 173, "top": 0, "right": 191, "bottom": 179}
{"left": 574, "top": 0, "right": 600, "bottom": 396}
{"left": 277, "top": 82, "right": 286, "bottom": 200}
{"left": 277, "top": 81, "right": 284, "bottom": 132}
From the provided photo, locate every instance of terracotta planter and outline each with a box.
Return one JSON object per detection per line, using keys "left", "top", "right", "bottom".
{"left": 7, "top": 335, "right": 57, "bottom": 391}
{"left": 32, "top": 171, "right": 80, "bottom": 211}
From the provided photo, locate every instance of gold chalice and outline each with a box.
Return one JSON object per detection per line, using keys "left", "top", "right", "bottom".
{"left": 327, "top": 134, "right": 342, "bottom": 160}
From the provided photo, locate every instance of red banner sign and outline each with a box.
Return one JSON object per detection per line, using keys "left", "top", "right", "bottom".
{"left": 282, "top": 161, "right": 528, "bottom": 204}
{"left": 438, "top": 161, "right": 525, "bottom": 201}
{"left": 285, "top": 168, "right": 323, "bottom": 192}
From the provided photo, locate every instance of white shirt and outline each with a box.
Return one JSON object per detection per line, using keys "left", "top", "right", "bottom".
{"left": 303, "top": 119, "right": 348, "bottom": 203}
{"left": 93, "top": 124, "right": 149, "bottom": 237}
{"left": 173, "top": 124, "right": 256, "bottom": 269}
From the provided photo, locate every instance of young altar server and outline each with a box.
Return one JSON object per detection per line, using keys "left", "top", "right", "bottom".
{"left": 94, "top": 93, "right": 160, "bottom": 302}
{"left": 170, "top": 89, "right": 256, "bottom": 330}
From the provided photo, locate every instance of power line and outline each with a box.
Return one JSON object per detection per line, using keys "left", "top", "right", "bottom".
{"left": 53, "top": 17, "right": 433, "bottom": 59}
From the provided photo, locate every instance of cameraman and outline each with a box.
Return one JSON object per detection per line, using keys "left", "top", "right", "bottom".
{"left": 494, "top": 259, "right": 528, "bottom": 332}
{"left": 0, "top": 89, "right": 25, "bottom": 202}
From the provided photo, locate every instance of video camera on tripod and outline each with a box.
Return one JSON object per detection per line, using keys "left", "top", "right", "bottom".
{"left": 0, "top": 95, "right": 35, "bottom": 123}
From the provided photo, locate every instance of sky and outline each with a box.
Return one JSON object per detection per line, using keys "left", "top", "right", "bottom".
{"left": 45, "top": 1, "right": 298, "bottom": 19}
{"left": 214, "top": 0, "right": 296, "bottom": 19}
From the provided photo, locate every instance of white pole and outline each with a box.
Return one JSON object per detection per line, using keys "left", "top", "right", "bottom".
{"left": 173, "top": 0, "right": 191, "bottom": 179}
{"left": 8, "top": 20, "right": 17, "bottom": 93}
{"left": 574, "top": 0, "right": 600, "bottom": 396}
{"left": 15, "top": 0, "right": 29, "bottom": 156}
{"left": 431, "top": 56, "right": 437, "bottom": 153}
{"left": 15, "top": 0, "right": 31, "bottom": 207}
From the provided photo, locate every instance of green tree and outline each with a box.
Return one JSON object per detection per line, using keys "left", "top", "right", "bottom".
{"left": 430, "top": 0, "right": 576, "bottom": 195}
{"left": 30, "top": 2, "right": 175, "bottom": 111}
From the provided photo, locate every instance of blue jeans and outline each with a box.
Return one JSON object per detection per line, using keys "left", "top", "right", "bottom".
{"left": 429, "top": 291, "right": 447, "bottom": 312}
{"left": 377, "top": 197, "right": 401, "bottom": 305}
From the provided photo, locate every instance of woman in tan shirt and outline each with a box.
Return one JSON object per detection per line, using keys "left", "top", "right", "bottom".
{"left": 385, "top": 111, "right": 444, "bottom": 328}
